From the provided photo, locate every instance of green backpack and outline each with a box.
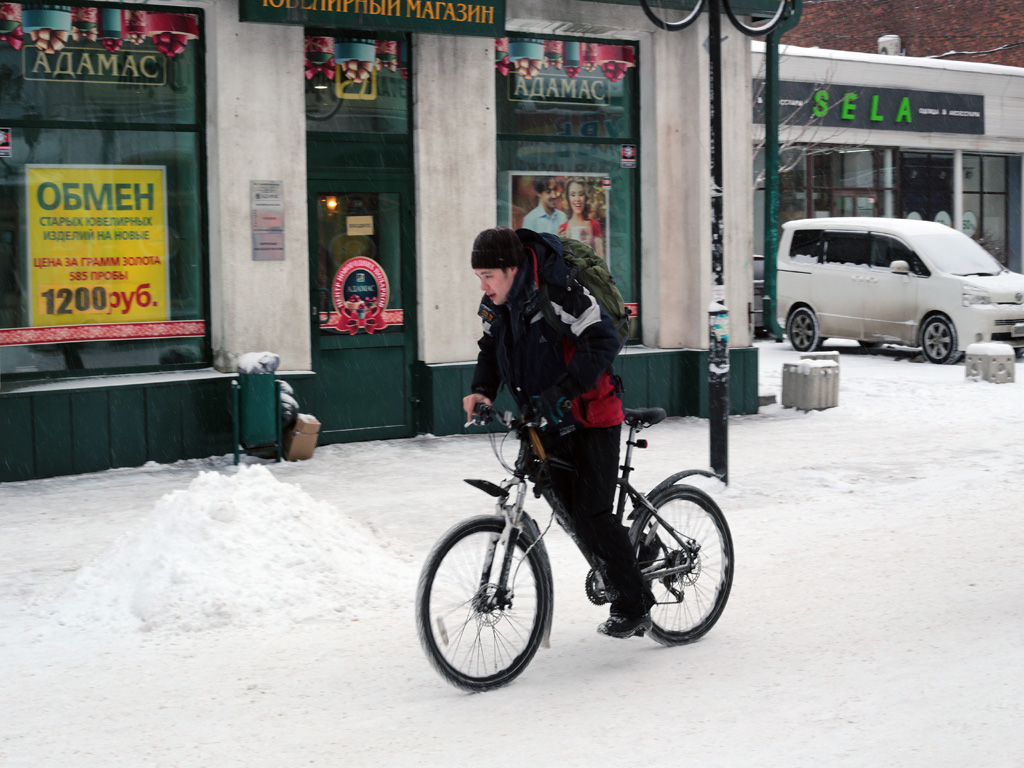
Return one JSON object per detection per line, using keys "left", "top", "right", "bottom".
{"left": 538, "top": 237, "right": 631, "bottom": 350}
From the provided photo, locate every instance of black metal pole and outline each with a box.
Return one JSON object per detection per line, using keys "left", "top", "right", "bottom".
{"left": 707, "top": 0, "right": 729, "bottom": 483}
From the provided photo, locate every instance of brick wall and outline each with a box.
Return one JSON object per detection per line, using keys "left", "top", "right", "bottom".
{"left": 782, "top": 0, "right": 1024, "bottom": 68}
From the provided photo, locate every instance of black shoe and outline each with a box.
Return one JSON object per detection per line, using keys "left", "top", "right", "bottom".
{"left": 597, "top": 611, "right": 652, "bottom": 639}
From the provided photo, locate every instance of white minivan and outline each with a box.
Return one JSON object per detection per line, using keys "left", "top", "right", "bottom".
{"left": 777, "top": 217, "right": 1024, "bottom": 364}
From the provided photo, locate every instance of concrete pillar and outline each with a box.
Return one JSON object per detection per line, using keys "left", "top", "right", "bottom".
{"left": 206, "top": 4, "right": 311, "bottom": 372}
{"left": 640, "top": 21, "right": 707, "bottom": 349}
{"left": 640, "top": 15, "right": 752, "bottom": 349}
{"left": 413, "top": 34, "right": 497, "bottom": 365}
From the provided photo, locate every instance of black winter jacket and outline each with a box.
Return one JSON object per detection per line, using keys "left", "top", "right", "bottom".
{"left": 470, "top": 229, "right": 623, "bottom": 435}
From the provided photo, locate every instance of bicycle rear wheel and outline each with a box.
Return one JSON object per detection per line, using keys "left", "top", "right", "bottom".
{"left": 630, "top": 484, "right": 733, "bottom": 646}
{"left": 416, "top": 515, "right": 554, "bottom": 692}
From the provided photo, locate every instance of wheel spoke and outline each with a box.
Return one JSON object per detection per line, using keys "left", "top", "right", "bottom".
{"left": 632, "top": 486, "right": 733, "bottom": 646}
{"left": 417, "top": 517, "right": 551, "bottom": 691}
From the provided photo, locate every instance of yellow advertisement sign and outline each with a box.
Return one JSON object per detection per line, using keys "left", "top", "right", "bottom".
{"left": 27, "top": 165, "right": 169, "bottom": 328}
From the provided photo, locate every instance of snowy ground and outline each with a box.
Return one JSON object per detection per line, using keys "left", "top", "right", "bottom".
{"left": 2, "top": 340, "right": 1022, "bottom": 768}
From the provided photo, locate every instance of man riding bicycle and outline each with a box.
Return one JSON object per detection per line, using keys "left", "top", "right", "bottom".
{"left": 462, "top": 226, "right": 654, "bottom": 638}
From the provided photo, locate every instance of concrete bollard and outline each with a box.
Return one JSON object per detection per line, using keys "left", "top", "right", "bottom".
{"left": 965, "top": 342, "right": 1015, "bottom": 383}
{"left": 782, "top": 360, "right": 840, "bottom": 411}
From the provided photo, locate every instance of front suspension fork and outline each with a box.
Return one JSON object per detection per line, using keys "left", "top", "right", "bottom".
{"left": 478, "top": 480, "right": 529, "bottom": 609}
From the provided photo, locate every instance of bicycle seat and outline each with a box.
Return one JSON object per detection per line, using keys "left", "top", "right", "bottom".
{"left": 623, "top": 407, "right": 667, "bottom": 429}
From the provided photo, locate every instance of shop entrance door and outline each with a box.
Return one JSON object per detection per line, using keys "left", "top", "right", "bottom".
{"left": 308, "top": 179, "right": 416, "bottom": 443}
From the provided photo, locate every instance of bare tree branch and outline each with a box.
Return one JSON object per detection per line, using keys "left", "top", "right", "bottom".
{"left": 751, "top": 54, "right": 867, "bottom": 190}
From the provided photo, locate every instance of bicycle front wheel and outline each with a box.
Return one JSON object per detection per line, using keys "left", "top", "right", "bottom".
{"left": 416, "top": 515, "right": 554, "bottom": 692}
{"left": 631, "top": 484, "right": 733, "bottom": 646}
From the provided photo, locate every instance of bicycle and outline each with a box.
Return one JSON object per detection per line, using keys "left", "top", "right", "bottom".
{"left": 415, "top": 403, "right": 734, "bottom": 692}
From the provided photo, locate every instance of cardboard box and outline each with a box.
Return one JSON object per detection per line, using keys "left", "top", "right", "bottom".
{"left": 283, "top": 414, "right": 321, "bottom": 461}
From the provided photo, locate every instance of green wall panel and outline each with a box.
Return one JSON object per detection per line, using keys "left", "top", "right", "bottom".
{"left": 181, "top": 380, "right": 233, "bottom": 460}
{"left": 416, "top": 363, "right": 477, "bottom": 437}
{"left": 71, "top": 391, "right": 110, "bottom": 475}
{"left": 0, "top": 377, "right": 238, "bottom": 482}
{"left": 34, "top": 393, "right": 73, "bottom": 479}
{"left": 111, "top": 389, "right": 148, "bottom": 469}
{"left": 683, "top": 348, "right": 759, "bottom": 417}
{"left": 0, "top": 396, "right": 34, "bottom": 482}
{"left": 146, "top": 388, "right": 184, "bottom": 465}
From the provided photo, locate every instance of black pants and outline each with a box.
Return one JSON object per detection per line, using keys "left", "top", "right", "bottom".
{"left": 547, "top": 424, "right": 649, "bottom": 618}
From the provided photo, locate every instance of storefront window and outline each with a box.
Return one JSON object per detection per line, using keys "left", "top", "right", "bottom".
{"left": 810, "top": 149, "right": 895, "bottom": 218}
{"left": 0, "top": 3, "right": 205, "bottom": 377}
{"left": 900, "top": 152, "right": 953, "bottom": 225}
{"left": 304, "top": 34, "right": 409, "bottom": 135}
{"left": 494, "top": 37, "right": 639, "bottom": 334}
{"left": 964, "top": 154, "right": 1009, "bottom": 263}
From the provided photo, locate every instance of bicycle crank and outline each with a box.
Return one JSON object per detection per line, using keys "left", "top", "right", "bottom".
{"left": 584, "top": 569, "right": 608, "bottom": 605}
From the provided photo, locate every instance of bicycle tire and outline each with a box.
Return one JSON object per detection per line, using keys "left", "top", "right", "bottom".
{"left": 630, "top": 484, "right": 733, "bottom": 646}
{"left": 722, "top": 0, "right": 792, "bottom": 37}
{"left": 639, "top": 0, "right": 705, "bottom": 31}
{"left": 416, "top": 515, "right": 554, "bottom": 692}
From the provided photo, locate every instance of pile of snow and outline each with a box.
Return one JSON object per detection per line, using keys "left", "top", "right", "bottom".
{"left": 48, "top": 465, "right": 411, "bottom": 633}
{"left": 236, "top": 351, "right": 279, "bottom": 374}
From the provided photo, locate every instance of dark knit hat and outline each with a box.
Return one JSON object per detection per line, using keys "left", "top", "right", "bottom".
{"left": 471, "top": 226, "right": 525, "bottom": 270}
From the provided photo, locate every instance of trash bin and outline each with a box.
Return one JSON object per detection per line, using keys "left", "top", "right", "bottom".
{"left": 239, "top": 373, "right": 278, "bottom": 441}
{"left": 232, "top": 352, "right": 284, "bottom": 464}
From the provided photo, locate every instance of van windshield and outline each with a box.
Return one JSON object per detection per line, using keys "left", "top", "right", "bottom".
{"left": 910, "top": 234, "right": 1005, "bottom": 276}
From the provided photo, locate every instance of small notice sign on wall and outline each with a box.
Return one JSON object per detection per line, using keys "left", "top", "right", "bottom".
{"left": 251, "top": 180, "right": 285, "bottom": 261}
{"left": 347, "top": 216, "right": 374, "bottom": 236}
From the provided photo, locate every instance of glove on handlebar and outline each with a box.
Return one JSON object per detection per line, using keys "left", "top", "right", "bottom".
{"left": 528, "top": 385, "right": 571, "bottom": 431}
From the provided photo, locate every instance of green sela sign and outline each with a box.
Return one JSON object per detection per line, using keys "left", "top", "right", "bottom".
{"left": 754, "top": 80, "right": 985, "bottom": 135}
{"left": 240, "top": 0, "right": 504, "bottom": 36}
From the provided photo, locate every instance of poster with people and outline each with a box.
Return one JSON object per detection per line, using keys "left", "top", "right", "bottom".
{"left": 509, "top": 173, "right": 610, "bottom": 262}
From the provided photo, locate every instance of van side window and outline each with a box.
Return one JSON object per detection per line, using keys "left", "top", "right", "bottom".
{"left": 789, "top": 229, "right": 822, "bottom": 264}
{"left": 823, "top": 232, "right": 870, "bottom": 266}
{"left": 871, "top": 235, "right": 931, "bottom": 276}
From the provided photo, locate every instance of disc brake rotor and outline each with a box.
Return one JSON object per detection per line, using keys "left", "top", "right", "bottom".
{"left": 661, "top": 548, "right": 700, "bottom": 600}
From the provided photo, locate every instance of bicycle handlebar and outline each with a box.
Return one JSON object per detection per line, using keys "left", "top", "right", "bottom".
{"left": 468, "top": 402, "right": 551, "bottom": 431}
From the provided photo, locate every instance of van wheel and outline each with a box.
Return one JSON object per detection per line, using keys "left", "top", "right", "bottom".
{"left": 786, "top": 307, "right": 821, "bottom": 353}
{"left": 919, "top": 315, "right": 960, "bottom": 364}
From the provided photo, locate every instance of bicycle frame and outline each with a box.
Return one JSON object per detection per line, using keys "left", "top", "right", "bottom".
{"left": 468, "top": 414, "right": 705, "bottom": 596}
